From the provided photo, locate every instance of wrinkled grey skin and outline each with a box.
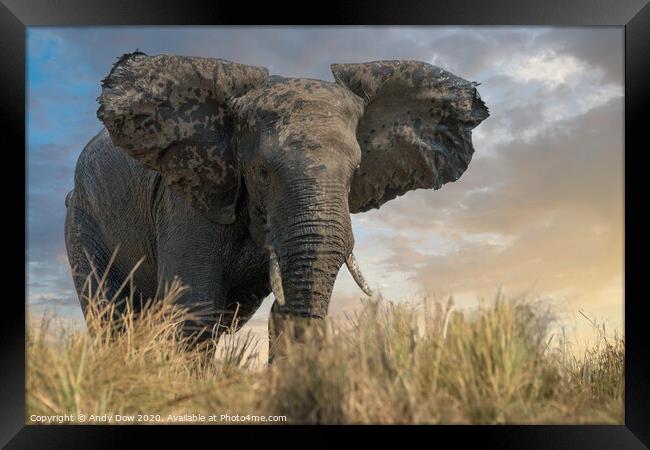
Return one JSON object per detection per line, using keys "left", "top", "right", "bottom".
{"left": 65, "top": 52, "right": 489, "bottom": 358}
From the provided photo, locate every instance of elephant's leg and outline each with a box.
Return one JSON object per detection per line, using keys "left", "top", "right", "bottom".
{"left": 224, "top": 267, "right": 269, "bottom": 332}
{"left": 222, "top": 288, "right": 266, "bottom": 332}
{"left": 156, "top": 248, "right": 229, "bottom": 343}
{"left": 223, "top": 236, "right": 270, "bottom": 332}
{"left": 155, "top": 194, "right": 232, "bottom": 343}
{"left": 65, "top": 202, "right": 135, "bottom": 319}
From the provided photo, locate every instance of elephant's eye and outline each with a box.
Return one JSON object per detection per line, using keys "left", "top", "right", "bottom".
{"left": 258, "top": 166, "right": 269, "bottom": 181}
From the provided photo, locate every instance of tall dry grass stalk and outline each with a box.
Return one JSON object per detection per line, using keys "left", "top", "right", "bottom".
{"left": 27, "top": 266, "right": 623, "bottom": 424}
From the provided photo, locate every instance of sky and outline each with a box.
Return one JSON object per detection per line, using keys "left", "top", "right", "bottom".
{"left": 26, "top": 26, "right": 624, "bottom": 356}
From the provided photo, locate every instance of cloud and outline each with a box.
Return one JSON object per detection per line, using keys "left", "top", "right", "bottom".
{"left": 503, "top": 50, "right": 587, "bottom": 88}
{"left": 536, "top": 27, "right": 623, "bottom": 85}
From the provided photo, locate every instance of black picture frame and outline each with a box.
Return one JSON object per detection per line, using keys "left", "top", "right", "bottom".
{"left": 4, "top": 0, "right": 648, "bottom": 447}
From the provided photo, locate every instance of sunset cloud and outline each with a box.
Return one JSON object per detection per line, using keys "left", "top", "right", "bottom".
{"left": 504, "top": 50, "right": 587, "bottom": 87}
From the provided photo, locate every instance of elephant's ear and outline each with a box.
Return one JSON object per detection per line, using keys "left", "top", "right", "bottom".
{"left": 331, "top": 60, "right": 489, "bottom": 213}
{"left": 97, "top": 52, "right": 268, "bottom": 224}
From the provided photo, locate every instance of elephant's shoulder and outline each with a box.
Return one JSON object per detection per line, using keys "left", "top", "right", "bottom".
{"left": 73, "top": 128, "right": 158, "bottom": 214}
{"left": 75, "top": 128, "right": 152, "bottom": 183}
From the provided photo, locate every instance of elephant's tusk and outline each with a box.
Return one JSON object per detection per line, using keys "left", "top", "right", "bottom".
{"left": 346, "top": 252, "right": 373, "bottom": 297}
{"left": 269, "top": 251, "right": 286, "bottom": 306}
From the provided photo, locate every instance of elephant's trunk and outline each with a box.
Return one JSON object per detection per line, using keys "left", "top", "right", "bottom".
{"left": 276, "top": 214, "right": 350, "bottom": 319}
{"left": 265, "top": 174, "right": 376, "bottom": 362}
{"left": 268, "top": 178, "right": 377, "bottom": 313}
{"left": 267, "top": 181, "right": 352, "bottom": 355}
{"left": 269, "top": 249, "right": 372, "bottom": 307}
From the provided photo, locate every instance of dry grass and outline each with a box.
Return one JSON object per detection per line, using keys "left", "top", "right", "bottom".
{"left": 27, "top": 271, "right": 624, "bottom": 425}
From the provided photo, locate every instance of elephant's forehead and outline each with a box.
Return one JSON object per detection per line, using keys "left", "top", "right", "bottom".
{"left": 247, "top": 77, "right": 362, "bottom": 119}
{"left": 237, "top": 77, "right": 364, "bottom": 150}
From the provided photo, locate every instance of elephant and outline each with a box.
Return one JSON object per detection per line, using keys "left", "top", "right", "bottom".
{"left": 64, "top": 51, "right": 489, "bottom": 359}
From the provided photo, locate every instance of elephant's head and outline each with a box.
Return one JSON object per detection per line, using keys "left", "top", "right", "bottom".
{"left": 97, "top": 52, "right": 488, "bottom": 324}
